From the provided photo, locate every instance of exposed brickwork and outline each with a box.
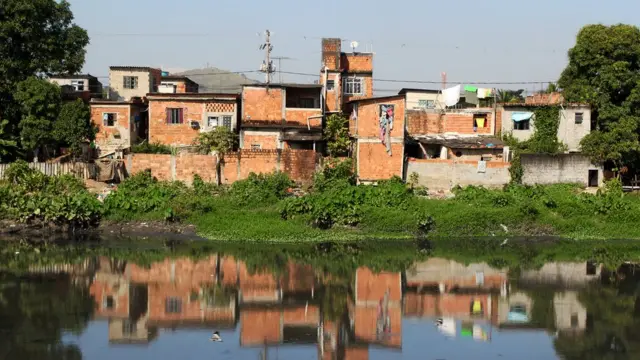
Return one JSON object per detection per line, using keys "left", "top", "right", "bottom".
{"left": 322, "top": 38, "right": 342, "bottom": 70}
{"left": 495, "top": 109, "right": 503, "bottom": 135}
{"left": 148, "top": 100, "right": 203, "bottom": 146}
{"left": 354, "top": 306, "right": 402, "bottom": 347}
{"left": 525, "top": 92, "right": 563, "bottom": 105}
{"left": 341, "top": 53, "right": 373, "bottom": 72}
{"left": 358, "top": 143, "right": 404, "bottom": 180}
{"left": 284, "top": 108, "right": 322, "bottom": 127}
{"left": 240, "top": 309, "right": 281, "bottom": 345}
{"left": 128, "top": 257, "right": 217, "bottom": 285}
{"left": 406, "top": 111, "right": 494, "bottom": 135}
{"left": 90, "top": 105, "right": 130, "bottom": 148}
{"left": 355, "top": 267, "right": 402, "bottom": 303}
{"left": 128, "top": 150, "right": 318, "bottom": 184}
{"left": 242, "top": 133, "right": 279, "bottom": 149}
{"left": 175, "top": 154, "right": 217, "bottom": 183}
{"left": 242, "top": 87, "right": 283, "bottom": 122}
{"left": 353, "top": 97, "right": 405, "bottom": 138}
{"left": 129, "top": 153, "right": 172, "bottom": 180}
{"left": 283, "top": 305, "right": 320, "bottom": 325}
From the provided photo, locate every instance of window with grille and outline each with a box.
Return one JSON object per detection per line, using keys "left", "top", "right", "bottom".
{"left": 103, "top": 113, "right": 116, "bottom": 127}
{"left": 71, "top": 80, "right": 84, "bottom": 91}
{"left": 298, "top": 98, "right": 315, "bottom": 108}
{"left": 343, "top": 77, "right": 363, "bottom": 95}
{"left": 207, "top": 116, "right": 219, "bottom": 128}
{"left": 575, "top": 112, "right": 584, "bottom": 124}
{"left": 165, "top": 297, "right": 182, "bottom": 313}
{"left": 418, "top": 99, "right": 435, "bottom": 109}
{"left": 166, "top": 108, "right": 184, "bottom": 124}
{"left": 222, "top": 116, "right": 232, "bottom": 128}
{"left": 123, "top": 76, "right": 138, "bottom": 89}
{"left": 514, "top": 119, "right": 530, "bottom": 130}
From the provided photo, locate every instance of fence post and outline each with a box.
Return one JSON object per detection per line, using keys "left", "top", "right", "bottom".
{"left": 170, "top": 154, "right": 177, "bottom": 181}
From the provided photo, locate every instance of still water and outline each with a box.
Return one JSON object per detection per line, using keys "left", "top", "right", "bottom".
{"left": 0, "top": 242, "right": 638, "bottom": 360}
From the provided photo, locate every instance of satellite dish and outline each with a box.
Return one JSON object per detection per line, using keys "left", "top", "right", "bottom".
{"left": 350, "top": 41, "right": 359, "bottom": 52}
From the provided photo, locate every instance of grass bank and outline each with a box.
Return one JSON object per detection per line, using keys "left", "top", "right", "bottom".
{"left": 3, "top": 159, "right": 640, "bottom": 241}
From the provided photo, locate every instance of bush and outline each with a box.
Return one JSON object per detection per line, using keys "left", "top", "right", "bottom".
{"left": 229, "top": 172, "right": 294, "bottom": 205}
{"left": 131, "top": 142, "right": 172, "bottom": 154}
{"left": 314, "top": 158, "right": 356, "bottom": 192}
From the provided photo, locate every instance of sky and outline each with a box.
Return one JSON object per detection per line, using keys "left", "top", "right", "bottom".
{"left": 67, "top": 0, "right": 640, "bottom": 95}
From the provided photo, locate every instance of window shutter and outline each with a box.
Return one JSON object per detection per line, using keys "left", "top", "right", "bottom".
{"left": 180, "top": 108, "right": 184, "bottom": 124}
{"left": 166, "top": 108, "right": 170, "bottom": 124}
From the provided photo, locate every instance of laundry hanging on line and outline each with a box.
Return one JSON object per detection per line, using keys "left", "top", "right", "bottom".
{"left": 441, "top": 85, "right": 461, "bottom": 107}
{"left": 465, "top": 90, "right": 479, "bottom": 105}
{"left": 464, "top": 85, "right": 478, "bottom": 93}
{"left": 478, "top": 88, "right": 493, "bottom": 99}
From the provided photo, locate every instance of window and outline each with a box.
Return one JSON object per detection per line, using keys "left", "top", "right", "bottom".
{"left": 166, "top": 108, "right": 183, "bottom": 124}
{"left": 514, "top": 119, "right": 530, "bottom": 130}
{"left": 165, "top": 297, "right": 182, "bottom": 314}
{"left": 103, "top": 295, "right": 114, "bottom": 310}
{"left": 71, "top": 80, "right": 84, "bottom": 91}
{"left": 418, "top": 99, "right": 435, "bottom": 109}
{"left": 326, "top": 80, "right": 335, "bottom": 91}
{"left": 575, "top": 112, "right": 584, "bottom": 124}
{"left": 103, "top": 113, "right": 116, "bottom": 127}
{"left": 222, "top": 116, "right": 232, "bottom": 128}
{"left": 298, "top": 98, "right": 315, "bottom": 108}
{"left": 123, "top": 76, "right": 138, "bottom": 89}
{"left": 343, "top": 77, "right": 363, "bottom": 95}
{"left": 251, "top": 144, "right": 261, "bottom": 150}
{"left": 207, "top": 116, "right": 219, "bottom": 128}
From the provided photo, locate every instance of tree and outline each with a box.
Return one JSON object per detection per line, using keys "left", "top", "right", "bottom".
{"left": 0, "top": 119, "right": 18, "bottom": 162}
{"left": 0, "top": 0, "right": 89, "bottom": 139}
{"left": 14, "top": 77, "right": 62, "bottom": 155}
{"left": 496, "top": 89, "right": 525, "bottom": 103}
{"left": 194, "top": 127, "right": 238, "bottom": 185}
{"left": 558, "top": 24, "right": 640, "bottom": 169}
{"left": 53, "top": 99, "right": 95, "bottom": 155}
{"left": 324, "top": 113, "right": 351, "bottom": 157}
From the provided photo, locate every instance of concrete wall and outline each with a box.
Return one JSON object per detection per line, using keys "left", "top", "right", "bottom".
{"left": 501, "top": 106, "right": 591, "bottom": 152}
{"left": 406, "top": 158, "right": 510, "bottom": 190}
{"left": 109, "top": 69, "right": 155, "bottom": 101}
{"left": 520, "top": 153, "right": 603, "bottom": 187}
{"left": 519, "top": 262, "right": 601, "bottom": 287}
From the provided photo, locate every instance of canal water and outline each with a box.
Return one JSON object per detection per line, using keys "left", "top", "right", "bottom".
{"left": 0, "top": 241, "right": 638, "bottom": 360}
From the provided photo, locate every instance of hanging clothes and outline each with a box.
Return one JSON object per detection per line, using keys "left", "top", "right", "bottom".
{"left": 464, "top": 85, "right": 478, "bottom": 93}
{"left": 478, "top": 88, "right": 492, "bottom": 99}
{"left": 472, "top": 299, "right": 483, "bottom": 314}
{"left": 442, "top": 85, "right": 461, "bottom": 107}
{"left": 465, "top": 90, "right": 479, "bottom": 105}
{"left": 475, "top": 117, "right": 486, "bottom": 128}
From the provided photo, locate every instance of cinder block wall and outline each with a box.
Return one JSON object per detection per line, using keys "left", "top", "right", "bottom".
{"left": 405, "top": 158, "right": 511, "bottom": 190}
{"left": 520, "top": 153, "right": 602, "bottom": 186}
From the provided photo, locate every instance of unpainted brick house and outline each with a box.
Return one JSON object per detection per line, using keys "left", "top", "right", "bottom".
{"left": 90, "top": 99, "right": 148, "bottom": 156}
{"left": 49, "top": 74, "right": 103, "bottom": 102}
{"left": 240, "top": 84, "right": 323, "bottom": 150}
{"left": 147, "top": 93, "right": 240, "bottom": 147}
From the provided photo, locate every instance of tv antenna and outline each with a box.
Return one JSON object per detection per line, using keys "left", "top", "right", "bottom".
{"left": 271, "top": 56, "right": 295, "bottom": 83}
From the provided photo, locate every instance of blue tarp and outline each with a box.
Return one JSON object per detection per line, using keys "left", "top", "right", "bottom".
{"left": 512, "top": 112, "right": 533, "bottom": 122}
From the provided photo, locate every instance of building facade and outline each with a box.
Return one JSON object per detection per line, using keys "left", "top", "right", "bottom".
{"left": 49, "top": 74, "right": 103, "bottom": 102}
{"left": 108, "top": 66, "right": 162, "bottom": 101}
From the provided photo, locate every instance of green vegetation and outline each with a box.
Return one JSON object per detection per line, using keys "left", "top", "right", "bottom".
{"left": 131, "top": 142, "right": 173, "bottom": 154}
{"left": 4, "top": 159, "right": 640, "bottom": 241}
{"left": 559, "top": 24, "right": 640, "bottom": 173}
{"left": 193, "top": 126, "right": 238, "bottom": 185}
{"left": 0, "top": 161, "right": 101, "bottom": 226}
{"left": 324, "top": 113, "right": 351, "bottom": 157}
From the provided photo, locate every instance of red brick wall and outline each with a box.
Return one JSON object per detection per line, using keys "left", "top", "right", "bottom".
{"left": 150, "top": 69, "right": 162, "bottom": 92}
{"left": 354, "top": 97, "right": 405, "bottom": 137}
{"left": 354, "top": 306, "right": 401, "bottom": 347}
{"left": 341, "top": 54, "right": 373, "bottom": 72}
{"left": 283, "top": 305, "right": 320, "bottom": 325}
{"left": 149, "top": 100, "right": 203, "bottom": 145}
{"left": 175, "top": 154, "right": 217, "bottom": 183}
{"left": 358, "top": 142, "right": 404, "bottom": 180}
{"left": 242, "top": 133, "right": 279, "bottom": 149}
{"left": 242, "top": 87, "right": 283, "bottom": 123}
{"left": 496, "top": 109, "right": 503, "bottom": 134}
{"left": 406, "top": 111, "right": 494, "bottom": 135}
{"left": 284, "top": 108, "right": 322, "bottom": 127}
{"left": 128, "top": 150, "right": 317, "bottom": 183}
{"left": 404, "top": 293, "right": 439, "bottom": 317}
{"left": 322, "top": 38, "right": 342, "bottom": 70}
{"left": 128, "top": 257, "right": 217, "bottom": 286}
{"left": 91, "top": 105, "right": 130, "bottom": 147}
{"left": 129, "top": 153, "right": 172, "bottom": 180}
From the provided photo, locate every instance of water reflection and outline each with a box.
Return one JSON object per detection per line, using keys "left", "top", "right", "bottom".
{"left": 0, "top": 250, "right": 639, "bottom": 359}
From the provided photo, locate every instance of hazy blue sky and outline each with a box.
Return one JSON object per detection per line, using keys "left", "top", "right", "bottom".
{"left": 67, "top": 0, "right": 640, "bottom": 94}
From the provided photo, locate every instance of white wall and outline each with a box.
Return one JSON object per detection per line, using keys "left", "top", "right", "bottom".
{"left": 109, "top": 70, "right": 153, "bottom": 101}
{"left": 406, "top": 159, "right": 510, "bottom": 190}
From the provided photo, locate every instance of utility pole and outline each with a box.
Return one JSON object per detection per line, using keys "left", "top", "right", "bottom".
{"left": 259, "top": 30, "right": 275, "bottom": 84}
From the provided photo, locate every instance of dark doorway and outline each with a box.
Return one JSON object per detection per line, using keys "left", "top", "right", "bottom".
{"left": 588, "top": 170, "right": 599, "bottom": 187}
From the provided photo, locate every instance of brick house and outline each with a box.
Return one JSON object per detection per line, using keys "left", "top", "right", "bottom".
{"left": 49, "top": 74, "right": 103, "bottom": 102}
{"left": 108, "top": 66, "right": 162, "bottom": 101}
{"left": 349, "top": 95, "right": 406, "bottom": 182}
{"left": 89, "top": 98, "right": 148, "bottom": 156}
{"left": 147, "top": 93, "right": 240, "bottom": 147}
{"left": 319, "top": 38, "right": 374, "bottom": 114}
{"left": 240, "top": 84, "right": 323, "bottom": 150}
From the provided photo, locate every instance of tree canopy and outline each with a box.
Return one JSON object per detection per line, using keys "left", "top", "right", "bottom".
{"left": 53, "top": 99, "right": 95, "bottom": 154}
{"left": 15, "top": 77, "right": 62, "bottom": 152}
{"left": 0, "top": 0, "right": 89, "bottom": 145}
{"left": 558, "top": 24, "right": 640, "bottom": 168}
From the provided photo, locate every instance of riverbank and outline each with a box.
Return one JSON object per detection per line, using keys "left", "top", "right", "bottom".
{"left": 3, "top": 160, "right": 640, "bottom": 242}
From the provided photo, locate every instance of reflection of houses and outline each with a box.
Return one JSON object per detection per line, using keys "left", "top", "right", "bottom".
{"left": 404, "top": 259, "right": 508, "bottom": 325}
{"left": 519, "top": 261, "right": 601, "bottom": 288}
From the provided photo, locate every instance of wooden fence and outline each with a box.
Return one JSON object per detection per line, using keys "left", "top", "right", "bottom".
{"left": 0, "top": 162, "right": 95, "bottom": 180}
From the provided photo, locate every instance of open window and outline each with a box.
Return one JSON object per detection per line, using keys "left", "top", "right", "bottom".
{"left": 103, "top": 113, "right": 117, "bottom": 127}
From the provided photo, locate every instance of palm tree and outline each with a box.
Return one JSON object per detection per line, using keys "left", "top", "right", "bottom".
{"left": 496, "top": 89, "right": 525, "bottom": 103}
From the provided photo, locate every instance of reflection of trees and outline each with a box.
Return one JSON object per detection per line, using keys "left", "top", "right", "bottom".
{"left": 0, "top": 273, "right": 93, "bottom": 360}
{"left": 554, "top": 285, "right": 640, "bottom": 360}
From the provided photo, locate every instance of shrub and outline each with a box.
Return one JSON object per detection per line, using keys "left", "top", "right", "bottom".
{"left": 314, "top": 158, "right": 356, "bottom": 191}
{"left": 229, "top": 172, "right": 294, "bottom": 205}
{"left": 131, "top": 142, "right": 172, "bottom": 154}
